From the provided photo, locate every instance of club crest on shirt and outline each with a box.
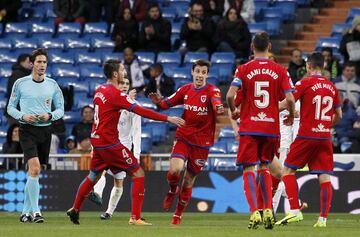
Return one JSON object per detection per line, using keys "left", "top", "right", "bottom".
{"left": 45, "top": 98, "right": 51, "bottom": 107}
{"left": 184, "top": 95, "right": 188, "bottom": 100}
{"left": 200, "top": 95, "right": 207, "bottom": 103}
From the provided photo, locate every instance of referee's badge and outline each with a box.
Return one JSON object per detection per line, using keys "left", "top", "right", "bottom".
{"left": 45, "top": 98, "right": 51, "bottom": 107}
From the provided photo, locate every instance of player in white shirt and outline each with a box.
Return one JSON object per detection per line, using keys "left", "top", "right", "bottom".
{"left": 272, "top": 101, "right": 301, "bottom": 213}
{"left": 89, "top": 77, "right": 142, "bottom": 220}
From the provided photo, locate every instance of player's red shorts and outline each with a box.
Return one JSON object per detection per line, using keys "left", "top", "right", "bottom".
{"left": 285, "top": 138, "right": 334, "bottom": 174}
{"left": 91, "top": 142, "right": 140, "bottom": 176}
{"left": 171, "top": 139, "right": 209, "bottom": 175}
{"left": 237, "top": 135, "right": 279, "bottom": 167}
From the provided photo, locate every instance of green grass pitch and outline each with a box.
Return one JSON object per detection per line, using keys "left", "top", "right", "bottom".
{"left": 0, "top": 212, "right": 359, "bottom": 237}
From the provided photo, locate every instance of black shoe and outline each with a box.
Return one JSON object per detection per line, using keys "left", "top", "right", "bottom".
{"left": 100, "top": 213, "right": 112, "bottom": 220}
{"left": 33, "top": 212, "right": 44, "bottom": 223}
{"left": 88, "top": 191, "right": 103, "bottom": 206}
{"left": 20, "top": 213, "right": 33, "bottom": 223}
{"left": 67, "top": 208, "right": 80, "bottom": 225}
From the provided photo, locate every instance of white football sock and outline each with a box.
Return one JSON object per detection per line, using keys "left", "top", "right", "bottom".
{"left": 93, "top": 175, "right": 106, "bottom": 198}
{"left": 106, "top": 187, "right": 123, "bottom": 215}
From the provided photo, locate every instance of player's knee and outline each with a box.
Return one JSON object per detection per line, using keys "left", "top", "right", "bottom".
{"left": 132, "top": 167, "right": 144, "bottom": 178}
{"left": 88, "top": 170, "right": 100, "bottom": 182}
{"left": 283, "top": 166, "right": 295, "bottom": 175}
{"left": 28, "top": 164, "right": 41, "bottom": 177}
{"left": 114, "top": 179, "right": 124, "bottom": 187}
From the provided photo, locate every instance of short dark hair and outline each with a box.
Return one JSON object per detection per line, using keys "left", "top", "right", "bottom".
{"left": 192, "top": 59, "right": 211, "bottom": 72}
{"left": 103, "top": 59, "right": 121, "bottom": 79}
{"left": 30, "top": 48, "right": 48, "bottom": 63}
{"left": 151, "top": 63, "right": 163, "bottom": 73}
{"left": 17, "top": 54, "right": 30, "bottom": 64}
{"left": 307, "top": 52, "right": 324, "bottom": 69}
{"left": 81, "top": 105, "right": 94, "bottom": 115}
{"left": 252, "top": 32, "right": 270, "bottom": 52}
{"left": 291, "top": 48, "right": 302, "bottom": 55}
{"left": 321, "top": 47, "right": 333, "bottom": 56}
{"left": 343, "top": 61, "right": 356, "bottom": 69}
{"left": 148, "top": 3, "right": 160, "bottom": 11}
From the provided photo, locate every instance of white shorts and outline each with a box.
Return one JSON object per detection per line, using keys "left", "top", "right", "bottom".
{"left": 280, "top": 118, "right": 300, "bottom": 149}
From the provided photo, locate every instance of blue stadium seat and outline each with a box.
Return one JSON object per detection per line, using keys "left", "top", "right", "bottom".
{"left": 102, "top": 52, "right": 124, "bottom": 63}
{"left": 0, "top": 39, "right": 12, "bottom": 54}
{"left": 88, "top": 79, "right": 105, "bottom": 96}
{"left": 211, "top": 64, "right": 234, "bottom": 84}
{"left": 136, "top": 97, "right": 157, "bottom": 110}
{"left": 64, "top": 38, "right": 90, "bottom": 54}
{"left": 57, "top": 78, "right": 89, "bottom": 94}
{"left": 175, "top": 79, "right": 190, "bottom": 89}
{"left": 210, "top": 157, "right": 238, "bottom": 171}
{"left": 273, "top": 1, "right": 297, "bottom": 21}
{"left": 168, "top": 1, "right": 189, "bottom": 16}
{"left": 218, "top": 126, "right": 235, "bottom": 142}
{"left": 184, "top": 52, "right": 209, "bottom": 66}
{"left": 63, "top": 111, "right": 82, "bottom": 124}
{"left": 49, "top": 52, "right": 75, "bottom": 65}
{"left": 45, "top": 8, "right": 56, "bottom": 21}
{"left": 0, "top": 52, "right": 17, "bottom": 65}
{"left": 145, "top": 122, "right": 169, "bottom": 143}
{"left": 162, "top": 7, "right": 177, "bottom": 21}
{"left": 141, "top": 127, "right": 152, "bottom": 153}
{"left": 0, "top": 125, "right": 7, "bottom": 137}
{"left": 31, "top": 22, "right": 54, "bottom": 36}
{"left": 316, "top": 37, "right": 341, "bottom": 51}
{"left": 73, "top": 95, "right": 93, "bottom": 111}
{"left": 209, "top": 141, "right": 227, "bottom": 154}
{"left": 52, "top": 65, "right": 80, "bottom": 80}
{"left": 38, "top": 38, "right": 65, "bottom": 54}
{"left": 265, "top": 18, "right": 282, "bottom": 36}
{"left": 157, "top": 52, "right": 181, "bottom": 67}
{"left": 347, "top": 8, "right": 360, "bottom": 23}
{"left": 227, "top": 140, "right": 239, "bottom": 154}
{"left": 80, "top": 66, "right": 105, "bottom": 81}
{"left": 248, "top": 22, "right": 267, "bottom": 35}
{"left": 4, "top": 23, "right": 29, "bottom": 38}
{"left": 0, "top": 99, "right": 6, "bottom": 109}
{"left": 0, "top": 78, "right": 7, "bottom": 95}
{"left": 0, "top": 65, "right": 12, "bottom": 78}
{"left": 83, "top": 22, "right": 108, "bottom": 38}
{"left": 91, "top": 37, "right": 115, "bottom": 53}
{"left": 331, "top": 23, "right": 352, "bottom": 38}
{"left": 254, "top": 0, "right": 269, "bottom": 21}
{"left": 262, "top": 7, "right": 284, "bottom": 22}
{"left": 171, "top": 22, "right": 182, "bottom": 34}
{"left": 57, "top": 22, "right": 82, "bottom": 38}
{"left": 211, "top": 52, "right": 236, "bottom": 64}
{"left": 136, "top": 52, "right": 156, "bottom": 67}
{"left": 161, "top": 105, "right": 184, "bottom": 129}
{"left": 12, "top": 38, "right": 38, "bottom": 54}
{"left": 75, "top": 52, "right": 102, "bottom": 66}
{"left": 172, "top": 67, "right": 191, "bottom": 80}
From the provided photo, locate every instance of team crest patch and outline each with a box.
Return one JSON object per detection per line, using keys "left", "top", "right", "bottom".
{"left": 45, "top": 98, "right": 51, "bottom": 107}
{"left": 195, "top": 159, "right": 206, "bottom": 167}
{"left": 184, "top": 95, "right": 188, "bottom": 100}
{"left": 200, "top": 95, "right": 207, "bottom": 103}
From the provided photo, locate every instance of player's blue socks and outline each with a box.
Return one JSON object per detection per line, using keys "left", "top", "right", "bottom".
{"left": 26, "top": 175, "right": 41, "bottom": 213}
{"left": 22, "top": 180, "right": 32, "bottom": 214}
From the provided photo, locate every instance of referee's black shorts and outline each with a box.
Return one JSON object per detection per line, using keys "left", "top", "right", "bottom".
{"left": 19, "top": 124, "right": 52, "bottom": 165}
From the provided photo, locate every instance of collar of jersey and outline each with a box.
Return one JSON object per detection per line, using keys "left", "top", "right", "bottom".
{"left": 254, "top": 57, "right": 269, "bottom": 60}
{"left": 192, "top": 83, "right": 208, "bottom": 91}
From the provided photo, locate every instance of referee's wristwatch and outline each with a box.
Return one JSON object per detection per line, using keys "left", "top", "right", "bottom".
{"left": 48, "top": 113, "right": 53, "bottom": 121}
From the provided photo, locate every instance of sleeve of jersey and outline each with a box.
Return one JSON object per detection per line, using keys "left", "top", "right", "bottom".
{"left": 158, "top": 87, "right": 184, "bottom": 109}
{"left": 210, "top": 87, "right": 222, "bottom": 110}
{"left": 234, "top": 88, "right": 244, "bottom": 107}
{"left": 282, "top": 69, "right": 295, "bottom": 94}
{"left": 132, "top": 105, "right": 168, "bottom": 121}
{"left": 293, "top": 80, "right": 305, "bottom": 101}
{"left": 230, "top": 67, "right": 243, "bottom": 88}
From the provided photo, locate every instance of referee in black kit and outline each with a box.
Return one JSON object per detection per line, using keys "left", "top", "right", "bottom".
{"left": 7, "top": 48, "right": 64, "bottom": 223}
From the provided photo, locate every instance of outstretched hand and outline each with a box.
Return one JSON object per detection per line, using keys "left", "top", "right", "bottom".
{"left": 148, "top": 92, "right": 162, "bottom": 104}
{"left": 167, "top": 116, "right": 185, "bottom": 127}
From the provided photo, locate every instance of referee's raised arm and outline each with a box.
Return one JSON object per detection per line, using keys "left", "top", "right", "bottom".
{"left": 6, "top": 48, "right": 64, "bottom": 223}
